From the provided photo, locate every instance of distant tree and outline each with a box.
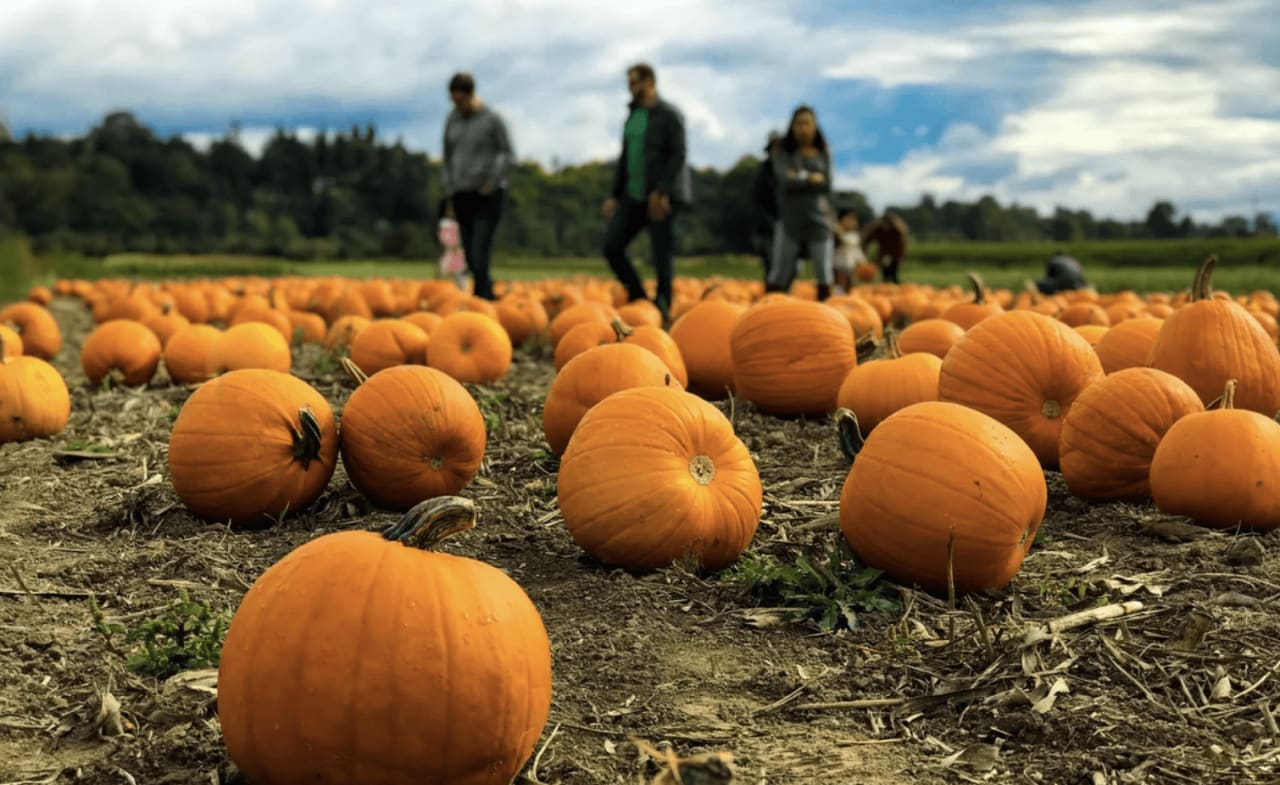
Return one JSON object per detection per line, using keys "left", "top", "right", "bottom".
{"left": 1255, "top": 212, "right": 1278, "bottom": 237}
{"left": 1145, "top": 201, "right": 1180, "bottom": 238}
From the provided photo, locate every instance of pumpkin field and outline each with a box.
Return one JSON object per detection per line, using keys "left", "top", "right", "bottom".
{"left": 3, "top": 259, "right": 1280, "bottom": 785}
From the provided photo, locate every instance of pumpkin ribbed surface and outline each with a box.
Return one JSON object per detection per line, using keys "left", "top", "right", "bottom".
{"left": 730, "top": 298, "right": 856, "bottom": 415}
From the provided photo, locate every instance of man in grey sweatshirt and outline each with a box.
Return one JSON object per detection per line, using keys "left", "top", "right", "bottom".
{"left": 441, "top": 72, "right": 516, "bottom": 300}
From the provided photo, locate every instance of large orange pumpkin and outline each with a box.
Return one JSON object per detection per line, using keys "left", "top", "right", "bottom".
{"left": 1149, "top": 257, "right": 1280, "bottom": 416}
{"left": 426, "top": 312, "right": 513, "bottom": 384}
{"left": 81, "top": 319, "right": 163, "bottom": 387}
{"left": 339, "top": 363, "right": 486, "bottom": 511}
{"left": 162, "top": 324, "right": 222, "bottom": 385}
{"left": 938, "top": 310, "right": 1104, "bottom": 467}
{"left": 168, "top": 369, "right": 338, "bottom": 528}
{"left": 1058, "top": 368, "right": 1204, "bottom": 501}
{"left": 1093, "top": 316, "right": 1162, "bottom": 374}
{"left": 558, "top": 386, "right": 762, "bottom": 571}
{"left": 838, "top": 403, "right": 1047, "bottom": 594}
{"left": 669, "top": 299, "right": 745, "bottom": 400}
{"left": 0, "top": 302, "right": 62, "bottom": 359}
{"left": 895, "top": 318, "right": 964, "bottom": 359}
{"left": 0, "top": 332, "right": 70, "bottom": 444}
{"left": 207, "top": 322, "right": 292, "bottom": 375}
{"left": 835, "top": 330, "right": 941, "bottom": 433}
{"left": 218, "top": 496, "right": 552, "bottom": 785}
{"left": 940, "top": 273, "right": 1003, "bottom": 330}
{"left": 730, "top": 299, "right": 857, "bottom": 415}
{"left": 1149, "top": 380, "right": 1280, "bottom": 530}
{"left": 348, "top": 318, "right": 429, "bottom": 375}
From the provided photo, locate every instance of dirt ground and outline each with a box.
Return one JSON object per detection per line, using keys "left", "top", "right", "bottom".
{"left": 3, "top": 297, "right": 1280, "bottom": 785}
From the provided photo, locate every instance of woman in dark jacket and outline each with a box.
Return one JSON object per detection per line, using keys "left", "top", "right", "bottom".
{"left": 765, "top": 105, "right": 836, "bottom": 300}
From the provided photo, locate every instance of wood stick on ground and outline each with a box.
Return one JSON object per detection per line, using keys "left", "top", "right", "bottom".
{"left": 1022, "top": 601, "right": 1145, "bottom": 646}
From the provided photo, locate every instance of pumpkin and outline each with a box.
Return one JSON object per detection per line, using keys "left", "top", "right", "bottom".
{"left": 1058, "top": 368, "right": 1204, "bottom": 501}
{"left": 837, "top": 403, "right": 1047, "bottom": 594}
{"left": 548, "top": 301, "right": 618, "bottom": 346}
{"left": 162, "top": 324, "right": 222, "bottom": 385}
{"left": 426, "top": 311, "right": 513, "bottom": 384}
{"left": 1149, "top": 256, "right": 1280, "bottom": 416}
{"left": 553, "top": 320, "right": 616, "bottom": 371}
{"left": 542, "top": 343, "right": 677, "bottom": 455}
{"left": 218, "top": 496, "right": 552, "bottom": 785}
{"left": 669, "top": 299, "right": 746, "bottom": 400}
{"left": 339, "top": 362, "right": 487, "bottom": 511}
{"left": 0, "top": 332, "right": 70, "bottom": 443}
{"left": 1072, "top": 324, "right": 1109, "bottom": 346}
{"left": 558, "top": 386, "right": 762, "bottom": 571}
{"left": 325, "top": 315, "right": 371, "bottom": 351}
{"left": 1150, "top": 380, "right": 1280, "bottom": 530}
{"left": 0, "top": 324, "right": 22, "bottom": 359}
{"left": 495, "top": 295, "right": 548, "bottom": 347}
{"left": 609, "top": 318, "right": 688, "bottom": 388}
{"left": 940, "top": 273, "right": 1003, "bottom": 330}
{"left": 896, "top": 318, "right": 965, "bottom": 359}
{"left": 140, "top": 303, "right": 190, "bottom": 348}
{"left": 348, "top": 318, "right": 429, "bottom": 375}
{"left": 1058, "top": 303, "right": 1110, "bottom": 328}
{"left": 730, "top": 299, "right": 857, "bottom": 415}
{"left": 938, "top": 310, "right": 1104, "bottom": 467}
{"left": 835, "top": 330, "right": 941, "bottom": 433}
{"left": 168, "top": 369, "right": 338, "bottom": 528}
{"left": 207, "top": 322, "right": 292, "bottom": 375}
{"left": 81, "top": 319, "right": 163, "bottom": 387}
{"left": 1094, "top": 316, "right": 1162, "bottom": 374}
{"left": 287, "top": 309, "right": 328, "bottom": 344}
{"left": 0, "top": 302, "right": 62, "bottom": 359}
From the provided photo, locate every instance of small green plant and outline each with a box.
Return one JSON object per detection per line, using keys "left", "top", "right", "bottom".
{"left": 477, "top": 390, "right": 509, "bottom": 434}
{"left": 722, "top": 540, "right": 901, "bottom": 631}
{"left": 62, "top": 439, "right": 113, "bottom": 453}
{"left": 88, "top": 591, "right": 232, "bottom": 679}
{"left": 167, "top": 404, "right": 182, "bottom": 422}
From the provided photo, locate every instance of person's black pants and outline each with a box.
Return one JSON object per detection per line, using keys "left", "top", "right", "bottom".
{"left": 451, "top": 188, "right": 505, "bottom": 300}
{"left": 603, "top": 195, "right": 678, "bottom": 320}
{"left": 880, "top": 256, "right": 902, "bottom": 284}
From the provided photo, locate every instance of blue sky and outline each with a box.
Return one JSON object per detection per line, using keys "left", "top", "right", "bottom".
{"left": 1, "top": 0, "right": 1277, "bottom": 222}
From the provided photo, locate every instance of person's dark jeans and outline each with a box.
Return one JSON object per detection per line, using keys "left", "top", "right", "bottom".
{"left": 451, "top": 188, "right": 505, "bottom": 300}
{"left": 603, "top": 195, "right": 678, "bottom": 321}
{"left": 880, "top": 256, "right": 902, "bottom": 284}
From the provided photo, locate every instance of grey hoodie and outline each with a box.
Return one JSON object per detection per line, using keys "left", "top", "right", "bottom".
{"left": 441, "top": 104, "right": 516, "bottom": 196}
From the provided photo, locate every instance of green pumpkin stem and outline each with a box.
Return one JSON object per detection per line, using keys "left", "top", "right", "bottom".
{"left": 382, "top": 496, "right": 478, "bottom": 550}
{"left": 290, "top": 405, "right": 324, "bottom": 469}
{"left": 835, "top": 407, "right": 866, "bottom": 463}
{"left": 1190, "top": 256, "right": 1217, "bottom": 302}
{"left": 1207, "top": 378, "right": 1238, "bottom": 411}
{"left": 340, "top": 357, "right": 369, "bottom": 386}
{"left": 966, "top": 272, "right": 986, "bottom": 305}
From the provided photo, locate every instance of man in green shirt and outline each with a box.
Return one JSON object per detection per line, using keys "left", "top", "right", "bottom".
{"left": 601, "top": 62, "right": 692, "bottom": 325}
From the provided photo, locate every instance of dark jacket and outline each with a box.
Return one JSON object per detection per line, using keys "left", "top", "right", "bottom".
{"left": 1036, "top": 254, "right": 1087, "bottom": 294}
{"left": 611, "top": 97, "right": 693, "bottom": 204}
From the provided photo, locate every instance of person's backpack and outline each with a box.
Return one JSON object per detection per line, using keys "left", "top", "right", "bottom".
{"left": 751, "top": 157, "right": 777, "bottom": 219}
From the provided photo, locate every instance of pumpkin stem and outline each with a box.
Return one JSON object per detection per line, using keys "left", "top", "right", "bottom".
{"left": 1189, "top": 256, "right": 1217, "bottom": 302}
{"left": 701, "top": 282, "right": 721, "bottom": 300}
{"left": 341, "top": 357, "right": 369, "bottom": 386}
{"left": 855, "top": 332, "right": 879, "bottom": 363}
{"left": 290, "top": 405, "right": 324, "bottom": 469}
{"left": 382, "top": 495, "right": 478, "bottom": 549}
{"left": 609, "top": 318, "right": 634, "bottom": 342}
{"left": 1023, "top": 279, "right": 1041, "bottom": 303}
{"left": 835, "top": 407, "right": 866, "bottom": 463}
{"left": 884, "top": 329, "right": 902, "bottom": 360}
{"left": 1207, "top": 378, "right": 1238, "bottom": 410}
{"left": 966, "top": 272, "right": 986, "bottom": 305}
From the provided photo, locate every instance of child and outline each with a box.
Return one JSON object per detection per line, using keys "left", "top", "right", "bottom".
{"left": 437, "top": 209, "right": 469, "bottom": 290}
{"left": 831, "top": 209, "right": 866, "bottom": 294}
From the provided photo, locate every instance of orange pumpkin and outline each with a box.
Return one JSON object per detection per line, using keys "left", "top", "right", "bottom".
{"left": 495, "top": 295, "right": 548, "bottom": 347}
{"left": 838, "top": 403, "right": 1047, "bottom": 594}
{"left": 558, "top": 386, "right": 762, "bottom": 571}
{"left": 140, "top": 304, "right": 191, "bottom": 348}
{"left": 0, "top": 302, "right": 62, "bottom": 359}
{"left": 940, "top": 273, "right": 1003, "bottom": 330}
{"left": 168, "top": 369, "right": 338, "bottom": 528}
{"left": 325, "top": 315, "right": 371, "bottom": 351}
{"left": 207, "top": 322, "right": 292, "bottom": 375}
{"left": 938, "top": 310, "right": 1104, "bottom": 467}
{"left": 553, "top": 320, "right": 616, "bottom": 371}
{"left": 1093, "top": 316, "right": 1162, "bottom": 374}
{"left": 835, "top": 330, "right": 941, "bottom": 432}
{"left": 1058, "top": 368, "right": 1204, "bottom": 501}
{"left": 218, "top": 496, "right": 552, "bottom": 785}
{"left": 348, "top": 319, "right": 429, "bottom": 375}
{"left": 81, "top": 319, "right": 163, "bottom": 387}
{"left": 730, "top": 299, "right": 857, "bottom": 415}
{"left": 0, "top": 332, "right": 70, "bottom": 443}
{"left": 610, "top": 318, "right": 688, "bottom": 388}
{"left": 425, "top": 312, "right": 513, "bottom": 384}
{"left": 896, "top": 318, "right": 965, "bottom": 359}
{"left": 669, "top": 299, "right": 745, "bottom": 400}
{"left": 543, "top": 343, "right": 677, "bottom": 455}
{"left": 340, "top": 364, "right": 486, "bottom": 511}
{"left": 1149, "top": 257, "right": 1280, "bottom": 416}
{"left": 1150, "top": 380, "right": 1280, "bottom": 530}
{"left": 162, "top": 324, "right": 222, "bottom": 385}
{"left": 0, "top": 324, "right": 22, "bottom": 359}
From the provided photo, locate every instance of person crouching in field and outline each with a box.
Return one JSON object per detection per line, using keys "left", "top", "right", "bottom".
{"left": 831, "top": 208, "right": 867, "bottom": 294}
{"left": 862, "top": 211, "right": 909, "bottom": 284}
{"left": 765, "top": 105, "right": 836, "bottom": 301}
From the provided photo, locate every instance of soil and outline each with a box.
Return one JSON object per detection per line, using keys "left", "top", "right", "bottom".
{"left": 3, "top": 297, "right": 1280, "bottom": 785}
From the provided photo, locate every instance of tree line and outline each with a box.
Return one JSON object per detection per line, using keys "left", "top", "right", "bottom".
{"left": 0, "top": 112, "right": 1274, "bottom": 261}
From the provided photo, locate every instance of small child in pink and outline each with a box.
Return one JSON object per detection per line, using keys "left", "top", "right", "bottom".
{"left": 437, "top": 216, "right": 468, "bottom": 289}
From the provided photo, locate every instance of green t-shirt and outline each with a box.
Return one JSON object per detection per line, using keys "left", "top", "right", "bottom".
{"left": 624, "top": 108, "right": 648, "bottom": 200}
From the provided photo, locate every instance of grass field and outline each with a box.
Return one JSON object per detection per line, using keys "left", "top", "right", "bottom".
{"left": 3, "top": 236, "right": 1278, "bottom": 303}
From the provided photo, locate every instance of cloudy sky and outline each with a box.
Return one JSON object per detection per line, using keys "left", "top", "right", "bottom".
{"left": 2, "top": 0, "right": 1277, "bottom": 222}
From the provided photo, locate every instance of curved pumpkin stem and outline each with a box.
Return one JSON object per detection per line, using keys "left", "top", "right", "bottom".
{"left": 1207, "top": 378, "right": 1238, "bottom": 410}
{"left": 1023, "top": 279, "right": 1041, "bottom": 303}
{"left": 340, "top": 357, "right": 369, "bottom": 386}
{"left": 835, "top": 407, "right": 866, "bottom": 463}
{"left": 700, "top": 282, "right": 721, "bottom": 300}
{"left": 290, "top": 405, "right": 324, "bottom": 469}
{"left": 966, "top": 272, "right": 986, "bottom": 305}
{"left": 883, "top": 329, "right": 902, "bottom": 360}
{"left": 382, "top": 495, "right": 477, "bottom": 549}
{"left": 609, "top": 318, "right": 634, "bottom": 342}
{"left": 1189, "top": 256, "right": 1217, "bottom": 302}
